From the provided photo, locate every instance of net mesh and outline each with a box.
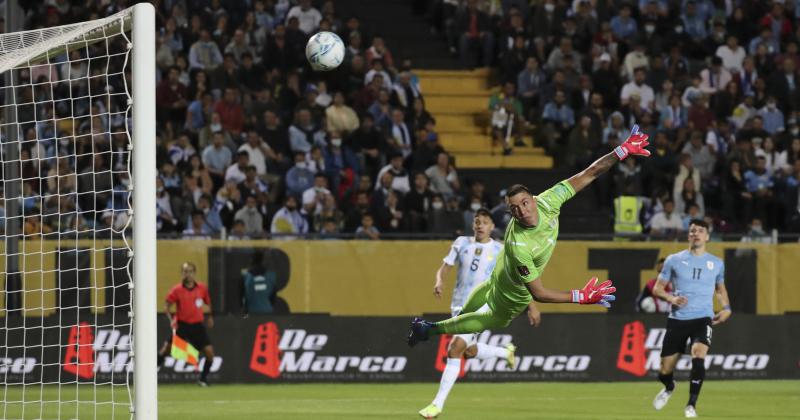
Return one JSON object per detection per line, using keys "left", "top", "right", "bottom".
{"left": 0, "top": 9, "right": 136, "bottom": 420}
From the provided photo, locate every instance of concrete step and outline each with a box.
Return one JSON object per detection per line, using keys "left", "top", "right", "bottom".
{"left": 426, "top": 95, "right": 488, "bottom": 114}
{"left": 453, "top": 153, "right": 553, "bottom": 169}
{"left": 439, "top": 134, "right": 546, "bottom": 155}
{"left": 420, "top": 76, "right": 489, "bottom": 93}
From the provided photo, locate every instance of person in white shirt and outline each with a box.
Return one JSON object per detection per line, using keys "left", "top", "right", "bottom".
{"left": 270, "top": 195, "right": 308, "bottom": 238}
{"left": 302, "top": 173, "right": 332, "bottom": 215}
{"left": 224, "top": 151, "right": 250, "bottom": 184}
{"left": 650, "top": 199, "right": 685, "bottom": 235}
{"left": 621, "top": 67, "right": 655, "bottom": 111}
{"left": 389, "top": 109, "right": 413, "bottom": 158}
{"left": 716, "top": 35, "right": 746, "bottom": 74}
{"left": 699, "top": 56, "right": 732, "bottom": 96}
{"left": 285, "top": 0, "right": 322, "bottom": 34}
{"left": 375, "top": 153, "right": 411, "bottom": 194}
{"left": 238, "top": 129, "right": 276, "bottom": 176}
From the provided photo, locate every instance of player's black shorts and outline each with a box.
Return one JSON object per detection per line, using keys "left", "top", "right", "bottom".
{"left": 174, "top": 321, "right": 211, "bottom": 350}
{"left": 660, "top": 317, "right": 712, "bottom": 357}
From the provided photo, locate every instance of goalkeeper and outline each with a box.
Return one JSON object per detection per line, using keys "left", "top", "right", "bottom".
{"left": 408, "top": 127, "right": 650, "bottom": 345}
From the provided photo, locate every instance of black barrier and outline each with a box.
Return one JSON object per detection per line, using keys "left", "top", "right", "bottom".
{"left": 1, "top": 314, "right": 798, "bottom": 384}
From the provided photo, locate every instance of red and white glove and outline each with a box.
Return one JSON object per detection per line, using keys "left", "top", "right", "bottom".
{"left": 614, "top": 124, "right": 651, "bottom": 161}
{"left": 571, "top": 277, "right": 616, "bottom": 308}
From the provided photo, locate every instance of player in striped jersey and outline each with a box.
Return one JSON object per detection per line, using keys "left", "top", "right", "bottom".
{"left": 418, "top": 208, "right": 541, "bottom": 419}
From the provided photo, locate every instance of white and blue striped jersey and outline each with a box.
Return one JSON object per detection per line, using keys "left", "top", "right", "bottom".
{"left": 443, "top": 236, "right": 503, "bottom": 313}
{"left": 659, "top": 250, "right": 725, "bottom": 320}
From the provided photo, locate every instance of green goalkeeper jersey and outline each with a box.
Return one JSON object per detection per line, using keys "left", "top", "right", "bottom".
{"left": 486, "top": 180, "right": 576, "bottom": 315}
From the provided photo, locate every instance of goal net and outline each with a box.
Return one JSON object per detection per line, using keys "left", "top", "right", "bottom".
{"left": 0, "top": 4, "right": 157, "bottom": 419}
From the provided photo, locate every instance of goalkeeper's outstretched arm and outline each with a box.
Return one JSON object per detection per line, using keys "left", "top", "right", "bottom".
{"left": 526, "top": 276, "right": 617, "bottom": 308}
{"left": 567, "top": 125, "right": 650, "bottom": 193}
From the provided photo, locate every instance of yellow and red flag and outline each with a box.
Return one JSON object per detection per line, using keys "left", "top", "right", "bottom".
{"left": 171, "top": 334, "right": 199, "bottom": 366}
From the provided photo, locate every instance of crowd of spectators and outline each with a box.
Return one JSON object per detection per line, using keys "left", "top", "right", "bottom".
{"left": 10, "top": 0, "right": 502, "bottom": 240}
{"left": 429, "top": 0, "right": 800, "bottom": 236}
{"left": 10, "top": 0, "right": 800, "bottom": 240}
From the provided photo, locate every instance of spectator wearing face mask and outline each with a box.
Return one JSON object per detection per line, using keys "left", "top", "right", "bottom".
{"left": 285, "top": 152, "right": 315, "bottom": 198}
{"left": 270, "top": 195, "right": 308, "bottom": 238}
{"left": 757, "top": 96, "right": 785, "bottom": 135}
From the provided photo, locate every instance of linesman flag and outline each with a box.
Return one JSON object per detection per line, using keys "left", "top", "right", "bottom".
{"left": 171, "top": 333, "right": 199, "bottom": 366}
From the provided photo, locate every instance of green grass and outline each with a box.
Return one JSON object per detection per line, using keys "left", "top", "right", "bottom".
{"left": 3, "top": 380, "right": 799, "bottom": 419}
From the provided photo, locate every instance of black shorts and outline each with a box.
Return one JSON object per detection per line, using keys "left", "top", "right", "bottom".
{"left": 660, "top": 317, "right": 712, "bottom": 357}
{"left": 173, "top": 321, "right": 211, "bottom": 351}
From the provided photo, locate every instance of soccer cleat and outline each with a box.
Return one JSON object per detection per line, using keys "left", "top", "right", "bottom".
{"left": 685, "top": 405, "right": 698, "bottom": 418}
{"left": 505, "top": 344, "right": 517, "bottom": 370}
{"left": 653, "top": 385, "right": 674, "bottom": 410}
{"left": 407, "top": 317, "right": 432, "bottom": 347}
{"left": 418, "top": 403, "right": 442, "bottom": 419}
{"left": 197, "top": 380, "right": 209, "bottom": 387}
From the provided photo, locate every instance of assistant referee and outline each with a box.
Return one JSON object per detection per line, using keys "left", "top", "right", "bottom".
{"left": 650, "top": 219, "right": 732, "bottom": 418}
{"left": 157, "top": 261, "right": 216, "bottom": 386}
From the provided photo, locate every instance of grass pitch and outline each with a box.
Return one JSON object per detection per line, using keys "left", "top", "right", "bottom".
{"left": 3, "top": 380, "right": 799, "bottom": 419}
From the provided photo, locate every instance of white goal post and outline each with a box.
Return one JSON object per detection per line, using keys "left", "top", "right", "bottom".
{"left": 0, "top": 3, "right": 156, "bottom": 419}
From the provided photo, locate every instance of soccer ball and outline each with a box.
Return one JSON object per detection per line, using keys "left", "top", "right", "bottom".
{"left": 640, "top": 296, "right": 657, "bottom": 313}
{"left": 306, "top": 31, "right": 345, "bottom": 71}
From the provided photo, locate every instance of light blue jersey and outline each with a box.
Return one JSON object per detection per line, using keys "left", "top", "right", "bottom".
{"left": 443, "top": 236, "right": 503, "bottom": 314}
{"left": 659, "top": 250, "right": 724, "bottom": 320}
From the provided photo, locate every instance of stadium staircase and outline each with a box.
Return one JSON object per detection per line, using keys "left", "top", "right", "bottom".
{"left": 336, "top": 0, "right": 609, "bottom": 231}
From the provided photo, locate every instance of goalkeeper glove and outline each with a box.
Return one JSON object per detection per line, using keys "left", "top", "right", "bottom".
{"left": 571, "top": 277, "right": 616, "bottom": 308}
{"left": 614, "top": 124, "right": 651, "bottom": 161}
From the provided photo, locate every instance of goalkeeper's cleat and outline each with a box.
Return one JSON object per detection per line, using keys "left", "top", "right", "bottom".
{"left": 418, "top": 403, "right": 442, "bottom": 419}
{"left": 505, "top": 343, "right": 517, "bottom": 370}
{"left": 653, "top": 386, "right": 674, "bottom": 410}
{"left": 407, "top": 317, "right": 432, "bottom": 347}
{"left": 684, "top": 405, "right": 698, "bottom": 418}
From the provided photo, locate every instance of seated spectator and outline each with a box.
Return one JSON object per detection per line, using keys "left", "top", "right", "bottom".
{"left": 214, "top": 87, "right": 245, "bottom": 138}
{"left": 756, "top": 137, "right": 789, "bottom": 175}
{"left": 225, "top": 29, "right": 256, "bottom": 64}
{"left": 564, "top": 115, "right": 598, "bottom": 167}
{"left": 344, "top": 191, "right": 372, "bottom": 233}
{"left": 388, "top": 109, "right": 413, "bottom": 158}
{"left": 621, "top": 67, "right": 655, "bottom": 111}
{"left": 368, "top": 88, "right": 393, "bottom": 131}
{"left": 699, "top": 56, "right": 732, "bottom": 97}
{"left": 325, "top": 91, "right": 359, "bottom": 135}
{"left": 239, "top": 165, "right": 269, "bottom": 200}
{"left": 744, "top": 156, "right": 775, "bottom": 227}
{"left": 238, "top": 53, "right": 265, "bottom": 94}
{"left": 650, "top": 199, "right": 684, "bottom": 236}
{"left": 185, "top": 92, "right": 213, "bottom": 134}
{"left": 365, "top": 36, "right": 395, "bottom": 72}
{"left": 199, "top": 112, "right": 236, "bottom": 151}
{"left": 156, "top": 66, "right": 189, "bottom": 131}
{"left": 740, "top": 218, "right": 772, "bottom": 244}
{"left": 610, "top": 4, "right": 638, "bottom": 42}
{"left": 355, "top": 213, "right": 380, "bottom": 239}
{"left": 289, "top": 108, "right": 324, "bottom": 153}
{"left": 517, "top": 57, "right": 546, "bottom": 121}
{"left": 622, "top": 42, "right": 649, "bottom": 82}
{"left": 182, "top": 210, "right": 213, "bottom": 238}
{"left": 540, "top": 90, "right": 575, "bottom": 153}
{"left": 375, "top": 153, "right": 410, "bottom": 195}
{"left": 455, "top": 0, "right": 494, "bottom": 67}
{"left": 202, "top": 132, "right": 233, "bottom": 189}
{"left": 322, "top": 133, "right": 359, "bottom": 196}
{"left": 391, "top": 71, "right": 422, "bottom": 113}
{"left": 673, "top": 153, "right": 702, "bottom": 200}
{"left": 234, "top": 195, "right": 264, "bottom": 237}
{"left": 364, "top": 59, "right": 393, "bottom": 91}
{"left": 687, "top": 94, "right": 714, "bottom": 132}
{"left": 660, "top": 94, "right": 688, "bottom": 131}
{"left": 428, "top": 195, "right": 464, "bottom": 235}
{"left": 409, "top": 97, "right": 435, "bottom": 132}
{"left": 260, "top": 110, "right": 292, "bottom": 159}
{"left": 675, "top": 177, "right": 706, "bottom": 216}
{"left": 271, "top": 195, "right": 308, "bottom": 238}
{"left": 188, "top": 29, "right": 223, "bottom": 71}
{"left": 375, "top": 190, "right": 406, "bottom": 233}
{"left": 168, "top": 133, "right": 196, "bottom": 173}
{"left": 220, "top": 141, "right": 249, "bottom": 182}
{"left": 239, "top": 130, "right": 277, "bottom": 177}
{"left": 313, "top": 194, "right": 344, "bottom": 233}
{"left": 215, "top": 183, "right": 243, "bottom": 229}
{"left": 228, "top": 220, "right": 250, "bottom": 240}
{"left": 302, "top": 173, "right": 332, "bottom": 215}
{"left": 348, "top": 114, "right": 385, "bottom": 180}
{"left": 193, "top": 193, "right": 224, "bottom": 234}
{"left": 160, "top": 161, "right": 182, "bottom": 196}
{"left": 156, "top": 178, "right": 181, "bottom": 234}
{"left": 757, "top": 97, "right": 785, "bottom": 135}
{"left": 405, "top": 173, "right": 433, "bottom": 231}
{"left": 614, "top": 155, "right": 644, "bottom": 197}
{"left": 681, "top": 203, "right": 704, "bottom": 231}
{"left": 681, "top": 131, "right": 716, "bottom": 179}
{"left": 489, "top": 82, "right": 524, "bottom": 153}
{"left": 717, "top": 34, "right": 746, "bottom": 73}
{"left": 731, "top": 94, "right": 758, "bottom": 129}
{"left": 425, "top": 152, "right": 460, "bottom": 199}
{"left": 286, "top": 0, "right": 322, "bottom": 35}
{"left": 285, "top": 152, "right": 315, "bottom": 198}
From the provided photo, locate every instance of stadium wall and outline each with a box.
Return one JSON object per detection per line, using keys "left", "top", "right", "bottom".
{"left": 1, "top": 240, "right": 800, "bottom": 316}
{"left": 1, "top": 313, "right": 797, "bottom": 384}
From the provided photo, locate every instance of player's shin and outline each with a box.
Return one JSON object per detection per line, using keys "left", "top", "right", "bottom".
{"left": 658, "top": 372, "right": 675, "bottom": 392}
{"left": 432, "top": 358, "right": 461, "bottom": 410}
{"left": 688, "top": 358, "right": 705, "bottom": 407}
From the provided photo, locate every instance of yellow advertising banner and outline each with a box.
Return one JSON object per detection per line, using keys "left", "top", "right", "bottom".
{"left": 2, "top": 240, "right": 798, "bottom": 317}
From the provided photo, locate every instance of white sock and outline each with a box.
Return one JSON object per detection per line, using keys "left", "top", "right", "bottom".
{"left": 474, "top": 342, "right": 509, "bottom": 360}
{"left": 432, "top": 358, "right": 460, "bottom": 409}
